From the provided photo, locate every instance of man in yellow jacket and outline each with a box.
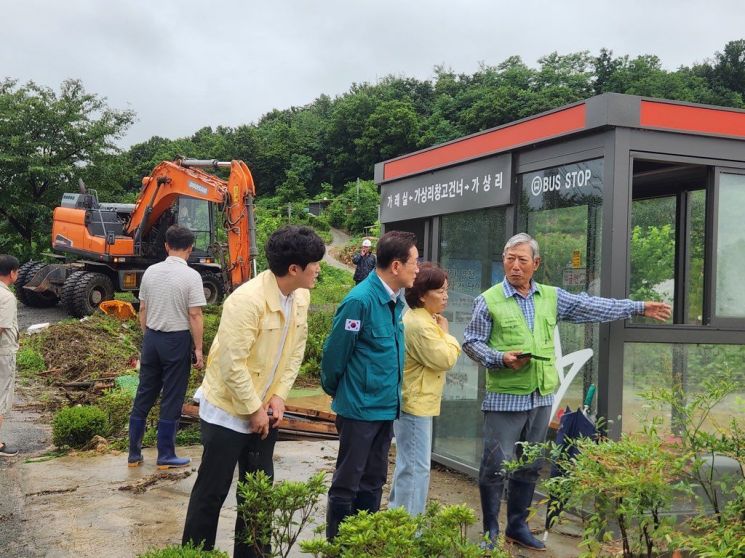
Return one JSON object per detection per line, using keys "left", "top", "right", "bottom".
{"left": 182, "top": 225, "right": 325, "bottom": 558}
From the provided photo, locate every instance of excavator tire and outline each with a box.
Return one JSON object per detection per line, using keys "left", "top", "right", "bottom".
{"left": 201, "top": 273, "right": 225, "bottom": 305}
{"left": 16, "top": 261, "right": 60, "bottom": 308}
{"left": 61, "top": 270, "right": 114, "bottom": 318}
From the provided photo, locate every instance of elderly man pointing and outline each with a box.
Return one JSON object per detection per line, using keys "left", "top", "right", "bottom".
{"left": 463, "top": 233, "right": 670, "bottom": 551}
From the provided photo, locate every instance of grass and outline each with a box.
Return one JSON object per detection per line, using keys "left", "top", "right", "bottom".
{"left": 311, "top": 262, "right": 353, "bottom": 305}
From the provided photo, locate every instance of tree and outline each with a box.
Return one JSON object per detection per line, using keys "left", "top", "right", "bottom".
{"left": 356, "top": 99, "right": 421, "bottom": 169}
{"left": 325, "top": 179, "right": 379, "bottom": 234}
{"left": 0, "top": 79, "right": 134, "bottom": 258}
{"left": 710, "top": 39, "right": 745, "bottom": 98}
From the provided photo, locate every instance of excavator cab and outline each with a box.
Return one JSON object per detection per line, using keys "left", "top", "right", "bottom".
{"left": 176, "top": 197, "right": 213, "bottom": 254}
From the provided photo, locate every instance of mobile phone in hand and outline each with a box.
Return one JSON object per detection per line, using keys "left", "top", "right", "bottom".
{"left": 516, "top": 352, "right": 551, "bottom": 361}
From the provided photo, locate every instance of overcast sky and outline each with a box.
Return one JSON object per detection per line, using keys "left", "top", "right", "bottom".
{"left": 2, "top": 0, "right": 743, "bottom": 147}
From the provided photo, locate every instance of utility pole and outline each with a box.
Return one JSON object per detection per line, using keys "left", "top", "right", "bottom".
{"left": 287, "top": 202, "right": 292, "bottom": 222}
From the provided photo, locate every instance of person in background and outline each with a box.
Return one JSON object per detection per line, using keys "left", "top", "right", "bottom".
{"left": 321, "top": 231, "right": 419, "bottom": 540}
{"left": 463, "top": 232, "right": 671, "bottom": 551}
{"left": 128, "top": 225, "right": 206, "bottom": 469}
{"left": 182, "top": 225, "right": 325, "bottom": 558}
{"left": 388, "top": 262, "right": 460, "bottom": 516}
{"left": 352, "top": 238, "right": 376, "bottom": 284}
{"left": 0, "top": 255, "right": 20, "bottom": 457}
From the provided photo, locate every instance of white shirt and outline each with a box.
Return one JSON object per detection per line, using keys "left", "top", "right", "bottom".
{"left": 376, "top": 271, "right": 404, "bottom": 302}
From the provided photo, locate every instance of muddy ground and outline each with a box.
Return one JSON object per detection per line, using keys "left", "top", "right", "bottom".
{"left": 0, "top": 397, "right": 583, "bottom": 558}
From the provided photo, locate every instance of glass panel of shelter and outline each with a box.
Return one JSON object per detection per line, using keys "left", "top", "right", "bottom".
{"left": 432, "top": 207, "right": 508, "bottom": 470}
{"left": 715, "top": 171, "right": 745, "bottom": 319}
{"left": 629, "top": 160, "right": 707, "bottom": 326}
{"left": 623, "top": 159, "right": 745, "bottom": 434}
{"left": 622, "top": 342, "right": 745, "bottom": 434}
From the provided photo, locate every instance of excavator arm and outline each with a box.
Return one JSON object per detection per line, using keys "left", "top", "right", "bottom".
{"left": 125, "top": 159, "right": 257, "bottom": 289}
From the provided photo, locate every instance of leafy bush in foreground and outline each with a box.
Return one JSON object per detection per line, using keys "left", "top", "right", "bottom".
{"left": 52, "top": 405, "right": 109, "bottom": 449}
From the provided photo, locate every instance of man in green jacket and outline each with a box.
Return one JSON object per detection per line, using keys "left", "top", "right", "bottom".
{"left": 463, "top": 232, "right": 671, "bottom": 551}
{"left": 321, "top": 230, "right": 419, "bottom": 539}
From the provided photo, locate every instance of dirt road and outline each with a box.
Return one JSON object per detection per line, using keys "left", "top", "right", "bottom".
{"left": 322, "top": 227, "right": 354, "bottom": 272}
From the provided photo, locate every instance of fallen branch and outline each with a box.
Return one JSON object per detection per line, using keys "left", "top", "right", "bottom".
{"left": 26, "top": 486, "right": 79, "bottom": 497}
{"left": 118, "top": 470, "right": 192, "bottom": 494}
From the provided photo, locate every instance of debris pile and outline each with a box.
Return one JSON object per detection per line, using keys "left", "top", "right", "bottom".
{"left": 28, "top": 314, "right": 142, "bottom": 404}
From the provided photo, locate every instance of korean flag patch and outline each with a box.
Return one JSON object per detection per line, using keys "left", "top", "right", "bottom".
{"left": 345, "top": 319, "right": 361, "bottom": 332}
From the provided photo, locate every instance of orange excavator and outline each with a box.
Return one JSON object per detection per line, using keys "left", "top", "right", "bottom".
{"left": 17, "top": 159, "right": 258, "bottom": 317}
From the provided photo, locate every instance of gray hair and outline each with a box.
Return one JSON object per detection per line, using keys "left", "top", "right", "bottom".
{"left": 503, "top": 233, "right": 540, "bottom": 259}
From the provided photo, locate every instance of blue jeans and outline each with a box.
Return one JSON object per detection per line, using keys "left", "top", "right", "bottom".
{"left": 388, "top": 412, "right": 433, "bottom": 516}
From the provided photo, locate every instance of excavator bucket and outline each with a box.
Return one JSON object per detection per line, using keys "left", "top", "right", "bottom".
{"left": 98, "top": 300, "right": 137, "bottom": 320}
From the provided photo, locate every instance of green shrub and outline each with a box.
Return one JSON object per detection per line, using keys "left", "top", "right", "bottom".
{"left": 16, "top": 345, "right": 46, "bottom": 376}
{"left": 301, "top": 502, "right": 499, "bottom": 558}
{"left": 52, "top": 405, "right": 109, "bottom": 449}
{"left": 510, "top": 371, "right": 745, "bottom": 558}
{"left": 301, "top": 311, "right": 333, "bottom": 378}
{"left": 137, "top": 543, "right": 229, "bottom": 558}
{"left": 311, "top": 263, "right": 353, "bottom": 306}
{"left": 176, "top": 424, "right": 201, "bottom": 446}
{"left": 672, "top": 478, "right": 745, "bottom": 558}
{"left": 96, "top": 387, "right": 134, "bottom": 437}
{"left": 203, "top": 305, "right": 222, "bottom": 355}
{"left": 238, "top": 470, "right": 326, "bottom": 558}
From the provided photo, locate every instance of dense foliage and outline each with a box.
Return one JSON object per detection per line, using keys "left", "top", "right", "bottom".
{"left": 3, "top": 41, "right": 745, "bottom": 258}
{"left": 509, "top": 371, "right": 745, "bottom": 558}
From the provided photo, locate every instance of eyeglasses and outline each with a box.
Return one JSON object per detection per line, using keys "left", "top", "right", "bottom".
{"left": 396, "top": 258, "right": 418, "bottom": 268}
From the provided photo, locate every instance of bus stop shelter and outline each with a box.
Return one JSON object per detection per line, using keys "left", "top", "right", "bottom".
{"left": 375, "top": 93, "right": 745, "bottom": 475}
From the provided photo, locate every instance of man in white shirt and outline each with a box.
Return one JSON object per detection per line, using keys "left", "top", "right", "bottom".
{"left": 127, "top": 225, "right": 206, "bottom": 468}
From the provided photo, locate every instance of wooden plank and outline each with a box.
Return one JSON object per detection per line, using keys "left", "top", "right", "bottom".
{"left": 284, "top": 405, "right": 336, "bottom": 422}
{"left": 278, "top": 416, "right": 337, "bottom": 435}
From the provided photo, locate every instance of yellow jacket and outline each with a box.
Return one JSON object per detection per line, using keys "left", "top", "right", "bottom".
{"left": 402, "top": 307, "right": 461, "bottom": 417}
{"left": 200, "top": 270, "right": 309, "bottom": 417}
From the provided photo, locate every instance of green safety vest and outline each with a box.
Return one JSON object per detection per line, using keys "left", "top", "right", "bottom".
{"left": 482, "top": 281, "right": 558, "bottom": 396}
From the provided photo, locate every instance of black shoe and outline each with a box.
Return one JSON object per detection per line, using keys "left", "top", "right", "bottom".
{"left": 505, "top": 480, "right": 546, "bottom": 551}
{"left": 505, "top": 523, "right": 546, "bottom": 551}
{"left": 479, "top": 482, "right": 503, "bottom": 549}
{"left": 326, "top": 497, "right": 354, "bottom": 541}
{"left": 0, "top": 443, "right": 18, "bottom": 457}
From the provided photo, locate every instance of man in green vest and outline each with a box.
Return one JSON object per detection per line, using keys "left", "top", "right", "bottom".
{"left": 463, "top": 233, "right": 670, "bottom": 551}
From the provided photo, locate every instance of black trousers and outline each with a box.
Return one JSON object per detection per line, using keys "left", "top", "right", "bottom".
{"left": 328, "top": 416, "right": 394, "bottom": 509}
{"left": 182, "top": 419, "right": 278, "bottom": 558}
{"left": 131, "top": 328, "right": 191, "bottom": 421}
